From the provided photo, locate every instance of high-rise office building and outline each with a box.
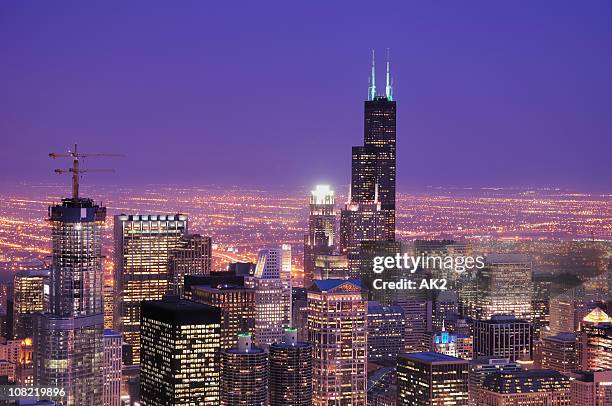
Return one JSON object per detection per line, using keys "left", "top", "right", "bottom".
{"left": 303, "top": 185, "right": 335, "bottom": 288}
{"left": 34, "top": 197, "right": 106, "bottom": 405}
{"left": 308, "top": 279, "right": 367, "bottom": 405}
{"left": 570, "top": 370, "right": 612, "bottom": 406}
{"left": 13, "top": 269, "right": 48, "bottom": 340}
{"left": 397, "top": 352, "right": 469, "bottom": 406}
{"left": 538, "top": 332, "right": 577, "bottom": 373}
{"left": 476, "top": 254, "right": 533, "bottom": 320}
{"left": 477, "top": 369, "right": 571, "bottom": 406}
{"left": 189, "top": 283, "right": 255, "bottom": 350}
{"left": 247, "top": 246, "right": 292, "bottom": 346}
{"left": 103, "top": 284, "right": 114, "bottom": 330}
{"left": 577, "top": 308, "right": 612, "bottom": 371}
{"left": 169, "top": 233, "right": 212, "bottom": 296}
{"left": 140, "top": 297, "right": 221, "bottom": 405}
{"left": 549, "top": 286, "right": 598, "bottom": 336}
{"left": 220, "top": 333, "right": 268, "bottom": 406}
{"left": 269, "top": 328, "right": 313, "bottom": 406}
{"left": 313, "top": 254, "right": 349, "bottom": 281}
{"left": 468, "top": 357, "right": 521, "bottom": 406}
{"left": 367, "top": 301, "right": 406, "bottom": 362}
{"left": 102, "top": 330, "right": 122, "bottom": 406}
{"left": 292, "top": 288, "right": 309, "bottom": 342}
{"left": 473, "top": 315, "right": 533, "bottom": 362}
{"left": 114, "top": 213, "right": 188, "bottom": 364}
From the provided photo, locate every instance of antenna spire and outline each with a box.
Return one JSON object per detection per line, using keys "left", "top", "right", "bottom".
{"left": 385, "top": 48, "right": 393, "bottom": 101}
{"left": 368, "top": 49, "right": 376, "bottom": 101}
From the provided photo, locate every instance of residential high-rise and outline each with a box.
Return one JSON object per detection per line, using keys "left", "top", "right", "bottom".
{"left": 169, "top": 233, "right": 212, "bottom": 296}
{"left": 102, "top": 330, "right": 122, "bottom": 406}
{"left": 189, "top": 283, "right": 255, "bottom": 349}
{"left": 367, "top": 301, "right": 406, "bottom": 362}
{"left": 13, "top": 269, "right": 48, "bottom": 340}
{"left": 538, "top": 332, "right": 577, "bottom": 373}
{"left": 140, "top": 297, "right": 221, "bottom": 405}
{"left": 247, "top": 246, "right": 292, "bottom": 346}
{"left": 577, "top": 308, "right": 612, "bottom": 371}
{"left": 477, "top": 369, "right": 571, "bottom": 406}
{"left": 303, "top": 185, "right": 335, "bottom": 288}
{"left": 113, "top": 213, "right": 188, "bottom": 364}
{"left": 269, "top": 328, "right": 313, "bottom": 406}
{"left": 34, "top": 196, "right": 106, "bottom": 405}
{"left": 473, "top": 315, "right": 533, "bottom": 362}
{"left": 476, "top": 254, "right": 533, "bottom": 320}
{"left": 570, "top": 370, "right": 612, "bottom": 406}
{"left": 468, "top": 357, "right": 521, "bottom": 406}
{"left": 397, "top": 352, "right": 469, "bottom": 406}
{"left": 220, "top": 333, "right": 268, "bottom": 406}
{"left": 308, "top": 279, "right": 367, "bottom": 405}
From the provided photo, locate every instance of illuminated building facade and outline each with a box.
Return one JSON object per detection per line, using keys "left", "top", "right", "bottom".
{"left": 303, "top": 185, "right": 335, "bottom": 288}
{"left": 570, "top": 370, "right": 612, "bottom": 406}
{"left": 313, "top": 254, "right": 349, "bottom": 281}
{"left": 102, "top": 330, "right": 122, "bottom": 406}
{"left": 220, "top": 334, "right": 268, "bottom": 406}
{"left": 189, "top": 283, "right": 255, "bottom": 350}
{"left": 269, "top": 328, "right": 313, "bottom": 406}
{"left": 103, "top": 284, "right": 114, "bottom": 330}
{"left": 538, "top": 332, "right": 577, "bottom": 373}
{"left": 473, "top": 315, "right": 533, "bottom": 362}
{"left": 478, "top": 369, "right": 571, "bottom": 406}
{"left": 397, "top": 352, "right": 469, "bottom": 406}
{"left": 308, "top": 279, "right": 367, "bottom": 405}
{"left": 468, "top": 357, "right": 521, "bottom": 406}
{"left": 34, "top": 197, "right": 106, "bottom": 406}
{"left": 12, "top": 269, "right": 48, "bottom": 340}
{"left": 113, "top": 213, "right": 188, "bottom": 364}
{"left": 476, "top": 254, "right": 533, "bottom": 320}
{"left": 169, "top": 233, "right": 212, "bottom": 296}
{"left": 247, "top": 246, "right": 292, "bottom": 346}
{"left": 140, "top": 297, "right": 221, "bottom": 405}
{"left": 549, "top": 287, "right": 596, "bottom": 336}
{"left": 577, "top": 308, "right": 612, "bottom": 371}
{"left": 367, "top": 301, "right": 406, "bottom": 362}
{"left": 431, "top": 328, "right": 473, "bottom": 360}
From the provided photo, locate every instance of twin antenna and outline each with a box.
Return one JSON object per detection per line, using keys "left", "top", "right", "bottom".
{"left": 368, "top": 48, "right": 393, "bottom": 101}
{"left": 49, "top": 144, "right": 123, "bottom": 201}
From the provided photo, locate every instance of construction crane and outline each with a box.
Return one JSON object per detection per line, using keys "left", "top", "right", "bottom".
{"left": 49, "top": 143, "right": 123, "bottom": 201}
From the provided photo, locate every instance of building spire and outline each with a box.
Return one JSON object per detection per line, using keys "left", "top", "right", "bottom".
{"left": 368, "top": 49, "right": 376, "bottom": 101}
{"left": 385, "top": 48, "right": 393, "bottom": 101}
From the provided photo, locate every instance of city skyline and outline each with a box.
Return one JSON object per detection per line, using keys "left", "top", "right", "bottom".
{"left": 2, "top": 2, "right": 612, "bottom": 191}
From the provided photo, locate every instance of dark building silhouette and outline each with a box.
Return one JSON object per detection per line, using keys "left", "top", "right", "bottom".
{"left": 269, "top": 329, "right": 313, "bottom": 406}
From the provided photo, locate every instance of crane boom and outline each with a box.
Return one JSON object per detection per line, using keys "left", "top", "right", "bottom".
{"left": 50, "top": 144, "right": 122, "bottom": 200}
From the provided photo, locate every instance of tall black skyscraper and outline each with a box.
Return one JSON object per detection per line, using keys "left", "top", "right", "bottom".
{"left": 341, "top": 50, "right": 397, "bottom": 275}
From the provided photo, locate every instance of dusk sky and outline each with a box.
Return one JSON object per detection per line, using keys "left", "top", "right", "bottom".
{"left": 1, "top": 1, "right": 611, "bottom": 191}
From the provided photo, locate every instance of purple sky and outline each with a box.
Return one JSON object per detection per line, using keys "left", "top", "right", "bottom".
{"left": 1, "top": 1, "right": 611, "bottom": 192}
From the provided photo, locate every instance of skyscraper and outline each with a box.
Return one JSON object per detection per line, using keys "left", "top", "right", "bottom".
{"left": 308, "top": 279, "right": 367, "bottom": 405}
{"left": 189, "top": 282, "right": 255, "bottom": 350}
{"left": 220, "top": 333, "right": 268, "bottom": 406}
{"left": 34, "top": 196, "right": 106, "bottom": 405}
{"left": 473, "top": 315, "right": 533, "bottom": 362}
{"left": 113, "top": 213, "right": 188, "bottom": 364}
{"left": 367, "top": 301, "right": 406, "bottom": 362}
{"left": 269, "top": 328, "right": 313, "bottom": 406}
{"left": 339, "top": 51, "right": 397, "bottom": 275}
{"left": 303, "top": 185, "right": 335, "bottom": 288}
{"left": 169, "top": 233, "right": 212, "bottom": 296}
{"left": 577, "top": 308, "right": 612, "bottom": 371}
{"left": 476, "top": 254, "right": 533, "bottom": 320}
{"left": 397, "top": 352, "right": 469, "bottom": 406}
{"left": 247, "top": 246, "right": 292, "bottom": 346}
{"left": 13, "top": 269, "right": 48, "bottom": 340}
{"left": 538, "top": 332, "right": 577, "bottom": 373}
{"left": 140, "top": 297, "right": 221, "bottom": 405}
{"left": 102, "top": 330, "right": 122, "bottom": 406}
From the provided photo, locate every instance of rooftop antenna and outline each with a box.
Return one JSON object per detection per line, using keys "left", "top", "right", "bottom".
{"left": 385, "top": 48, "right": 393, "bottom": 101}
{"left": 368, "top": 49, "right": 376, "bottom": 101}
{"left": 49, "top": 143, "right": 123, "bottom": 201}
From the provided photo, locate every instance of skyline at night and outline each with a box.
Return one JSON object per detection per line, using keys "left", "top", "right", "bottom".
{"left": 2, "top": 2, "right": 612, "bottom": 191}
